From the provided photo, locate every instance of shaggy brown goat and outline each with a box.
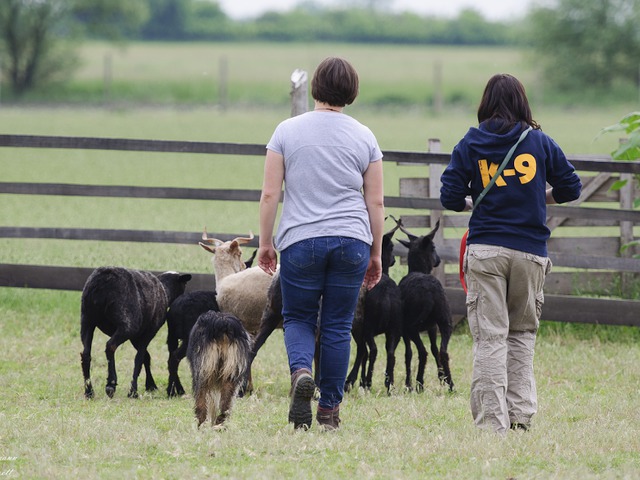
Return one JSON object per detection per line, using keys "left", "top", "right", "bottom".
{"left": 187, "top": 310, "right": 252, "bottom": 428}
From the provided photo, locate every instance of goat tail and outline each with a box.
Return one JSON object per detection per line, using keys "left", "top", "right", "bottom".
{"left": 187, "top": 311, "right": 252, "bottom": 393}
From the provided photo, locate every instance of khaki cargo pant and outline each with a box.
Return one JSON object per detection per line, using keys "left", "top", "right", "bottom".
{"left": 464, "top": 244, "right": 551, "bottom": 435}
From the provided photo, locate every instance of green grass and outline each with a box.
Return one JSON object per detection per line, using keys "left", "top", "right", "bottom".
{"left": 1, "top": 287, "right": 639, "bottom": 479}
{"left": 42, "top": 42, "right": 533, "bottom": 108}
{"left": 1, "top": 42, "right": 639, "bottom": 478}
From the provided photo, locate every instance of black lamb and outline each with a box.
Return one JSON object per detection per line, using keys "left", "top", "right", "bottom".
{"left": 166, "top": 249, "right": 256, "bottom": 397}
{"left": 397, "top": 219, "right": 454, "bottom": 392}
{"left": 345, "top": 222, "right": 403, "bottom": 393}
{"left": 80, "top": 267, "right": 192, "bottom": 399}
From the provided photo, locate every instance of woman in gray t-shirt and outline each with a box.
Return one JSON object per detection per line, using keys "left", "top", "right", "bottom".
{"left": 258, "top": 57, "right": 384, "bottom": 431}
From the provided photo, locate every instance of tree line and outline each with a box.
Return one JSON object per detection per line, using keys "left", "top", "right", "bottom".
{"left": 1, "top": 0, "right": 640, "bottom": 100}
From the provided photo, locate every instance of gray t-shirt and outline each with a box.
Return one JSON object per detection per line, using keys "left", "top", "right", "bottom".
{"left": 266, "top": 110, "right": 383, "bottom": 251}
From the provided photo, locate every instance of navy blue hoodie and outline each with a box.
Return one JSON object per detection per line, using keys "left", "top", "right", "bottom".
{"left": 440, "top": 121, "right": 582, "bottom": 257}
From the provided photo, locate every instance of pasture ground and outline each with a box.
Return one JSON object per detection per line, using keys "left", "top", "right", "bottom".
{"left": 1, "top": 42, "right": 639, "bottom": 478}
{"left": 1, "top": 287, "right": 639, "bottom": 479}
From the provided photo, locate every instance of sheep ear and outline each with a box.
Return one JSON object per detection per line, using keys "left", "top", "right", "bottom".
{"left": 180, "top": 274, "right": 192, "bottom": 283}
{"left": 244, "top": 250, "right": 257, "bottom": 269}
{"left": 398, "top": 238, "right": 410, "bottom": 249}
{"left": 229, "top": 240, "right": 243, "bottom": 253}
{"left": 427, "top": 219, "right": 440, "bottom": 239}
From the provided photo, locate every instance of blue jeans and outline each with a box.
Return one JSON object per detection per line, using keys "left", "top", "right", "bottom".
{"left": 280, "top": 236, "right": 369, "bottom": 410}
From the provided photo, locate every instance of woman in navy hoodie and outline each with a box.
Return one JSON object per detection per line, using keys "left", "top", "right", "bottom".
{"left": 440, "top": 73, "right": 581, "bottom": 435}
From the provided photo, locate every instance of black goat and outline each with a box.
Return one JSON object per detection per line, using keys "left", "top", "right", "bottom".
{"left": 249, "top": 271, "right": 321, "bottom": 386}
{"left": 166, "top": 250, "right": 256, "bottom": 397}
{"left": 345, "top": 223, "right": 402, "bottom": 393}
{"left": 80, "top": 267, "right": 191, "bottom": 399}
{"left": 187, "top": 310, "right": 252, "bottom": 428}
{"left": 397, "top": 219, "right": 454, "bottom": 392}
{"left": 166, "top": 291, "right": 219, "bottom": 397}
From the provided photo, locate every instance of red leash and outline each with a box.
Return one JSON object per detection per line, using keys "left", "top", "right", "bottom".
{"left": 459, "top": 229, "right": 469, "bottom": 294}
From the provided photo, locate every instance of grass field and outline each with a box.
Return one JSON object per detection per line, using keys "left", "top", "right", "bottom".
{"left": 1, "top": 42, "right": 640, "bottom": 479}
{"left": 1, "top": 288, "right": 639, "bottom": 479}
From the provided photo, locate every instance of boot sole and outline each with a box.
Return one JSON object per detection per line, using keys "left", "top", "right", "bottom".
{"left": 288, "top": 375, "right": 316, "bottom": 429}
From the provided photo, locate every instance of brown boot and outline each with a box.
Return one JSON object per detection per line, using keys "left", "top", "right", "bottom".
{"left": 316, "top": 406, "right": 340, "bottom": 431}
{"left": 288, "top": 369, "right": 315, "bottom": 430}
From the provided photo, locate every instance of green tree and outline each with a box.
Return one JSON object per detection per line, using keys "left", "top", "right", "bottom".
{"left": 141, "top": 0, "right": 190, "bottom": 40}
{"left": 187, "top": 0, "right": 231, "bottom": 40}
{"left": 529, "top": 0, "right": 640, "bottom": 91}
{"left": 0, "top": 0, "right": 148, "bottom": 96}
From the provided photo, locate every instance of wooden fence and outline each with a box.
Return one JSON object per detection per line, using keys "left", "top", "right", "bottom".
{"left": 1, "top": 133, "right": 639, "bottom": 327}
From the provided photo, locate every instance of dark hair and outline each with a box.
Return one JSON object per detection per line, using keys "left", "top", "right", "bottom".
{"left": 311, "top": 57, "right": 359, "bottom": 107}
{"left": 477, "top": 74, "right": 540, "bottom": 133}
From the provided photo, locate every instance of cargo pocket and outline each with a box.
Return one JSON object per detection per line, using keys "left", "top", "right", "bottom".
{"left": 467, "top": 246, "right": 500, "bottom": 278}
{"left": 466, "top": 292, "right": 480, "bottom": 339}
{"left": 535, "top": 291, "right": 544, "bottom": 321}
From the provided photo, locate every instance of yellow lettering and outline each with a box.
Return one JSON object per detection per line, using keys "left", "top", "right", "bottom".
{"left": 515, "top": 154, "right": 537, "bottom": 184}
{"left": 478, "top": 159, "right": 507, "bottom": 187}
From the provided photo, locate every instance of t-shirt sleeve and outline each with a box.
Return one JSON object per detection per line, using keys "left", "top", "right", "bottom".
{"left": 266, "top": 124, "right": 284, "bottom": 155}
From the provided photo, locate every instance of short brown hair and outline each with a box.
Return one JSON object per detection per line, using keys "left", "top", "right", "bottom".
{"left": 311, "top": 57, "right": 359, "bottom": 107}
{"left": 477, "top": 73, "right": 540, "bottom": 132}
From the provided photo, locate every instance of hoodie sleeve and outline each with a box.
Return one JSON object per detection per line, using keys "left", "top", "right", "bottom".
{"left": 545, "top": 137, "right": 582, "bottom": 204}
{"left": 440, "top": 142, "right": 473, "bottom": 212}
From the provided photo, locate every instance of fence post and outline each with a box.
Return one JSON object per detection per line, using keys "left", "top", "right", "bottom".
{"left": 428, "top": 138, "right": 445, "bottom": 284}
{"left": 219, "top": 56, "right": 228, "bottom": 111}
{"left": 620, "top": 172, "right": 635, "bottom": 294}
{"left": 103, "top": 53, "right": 112, "bottom": 105}
{"left": 290, "top": 69, "right": 308, "bottom": 117}
{"left": 433, "top": 60, "right": 443, "bottom": 114}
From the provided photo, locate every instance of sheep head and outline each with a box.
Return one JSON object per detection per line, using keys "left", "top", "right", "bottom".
{"left": 393, "top": 217, "right": 441, "bottom": 274}
{"left": 199, "top": 229, "right": 254, "bottom": 285}
{"left": 381, "top": 218, "right": 402, "bottom": 274}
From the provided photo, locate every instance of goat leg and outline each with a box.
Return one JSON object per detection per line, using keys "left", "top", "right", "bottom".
{"left": 80, "top": 324, "right": 95, "bottom": 399}
{"left": 214, "top": 380, "right": 237, "bottom": 427}
{"left": 105, "top": 335, "right": 125, "bottom": 398}
{"left": 167, "top": 341, "right": 188, "bottom": 397}
{"left": 143, "top": 349, "right": 158, "bottom": 392}
{"left": 194, "top": 388, "right": 208, "bottom": 427}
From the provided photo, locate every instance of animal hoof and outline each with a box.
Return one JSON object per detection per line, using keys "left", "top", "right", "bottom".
{"left": 127, "top": 390, "right": 139, "bottom": 399}
{"left": 105, "top": 385, "right": 116, "bottom": 398}
{"left": 167, "top": 386, "right": 185, "bottom": 397}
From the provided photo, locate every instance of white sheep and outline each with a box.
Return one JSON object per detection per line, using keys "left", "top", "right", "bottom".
{"left": 199, "top": 231, "right": 279, "bottom": 394}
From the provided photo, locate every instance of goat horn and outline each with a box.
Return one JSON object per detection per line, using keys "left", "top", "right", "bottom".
{"left": 198, "top": 241, "right": 216, "bottom": 254}
{"left": 384, "top": 216, "right": 402, "bottom": 237}
{"left": 201, "top": 227, "right": 224, "bottom": 246}
{"left": 389, "top": 214, "right": 416, "bottom": 239}
{"left": 232, "top": 232, "right": 254, "bottom": 245}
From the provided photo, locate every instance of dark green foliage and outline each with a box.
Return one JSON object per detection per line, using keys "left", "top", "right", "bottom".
{"left": 529, "top": 0, "right": 640, "bottom": 92}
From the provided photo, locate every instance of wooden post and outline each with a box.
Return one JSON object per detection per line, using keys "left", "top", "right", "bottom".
{"left": 433, "top": 60, "right": 443, "bottom": 114}
{"left": 428, "top": 138, "right": 445, "bottom": 284}
{"left": 620, "top": 172, "right": 635, "bottom": 295}
{"left": 103, "top": 53, "right": 112, "bottom": 105}
{"left": 290, "top": 69, "right": 308, "bottom": 117}
{"left": 219, "top": 56, "right": 228, "bottom": 111}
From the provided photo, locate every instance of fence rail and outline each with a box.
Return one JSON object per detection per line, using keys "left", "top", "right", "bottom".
{"left": 1, "top": 134, "right": 639, "bottom": 327}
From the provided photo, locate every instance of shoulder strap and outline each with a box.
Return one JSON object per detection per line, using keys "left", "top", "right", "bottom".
{"left": 473, "top": 126, "right": 532, "bottom": 209}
